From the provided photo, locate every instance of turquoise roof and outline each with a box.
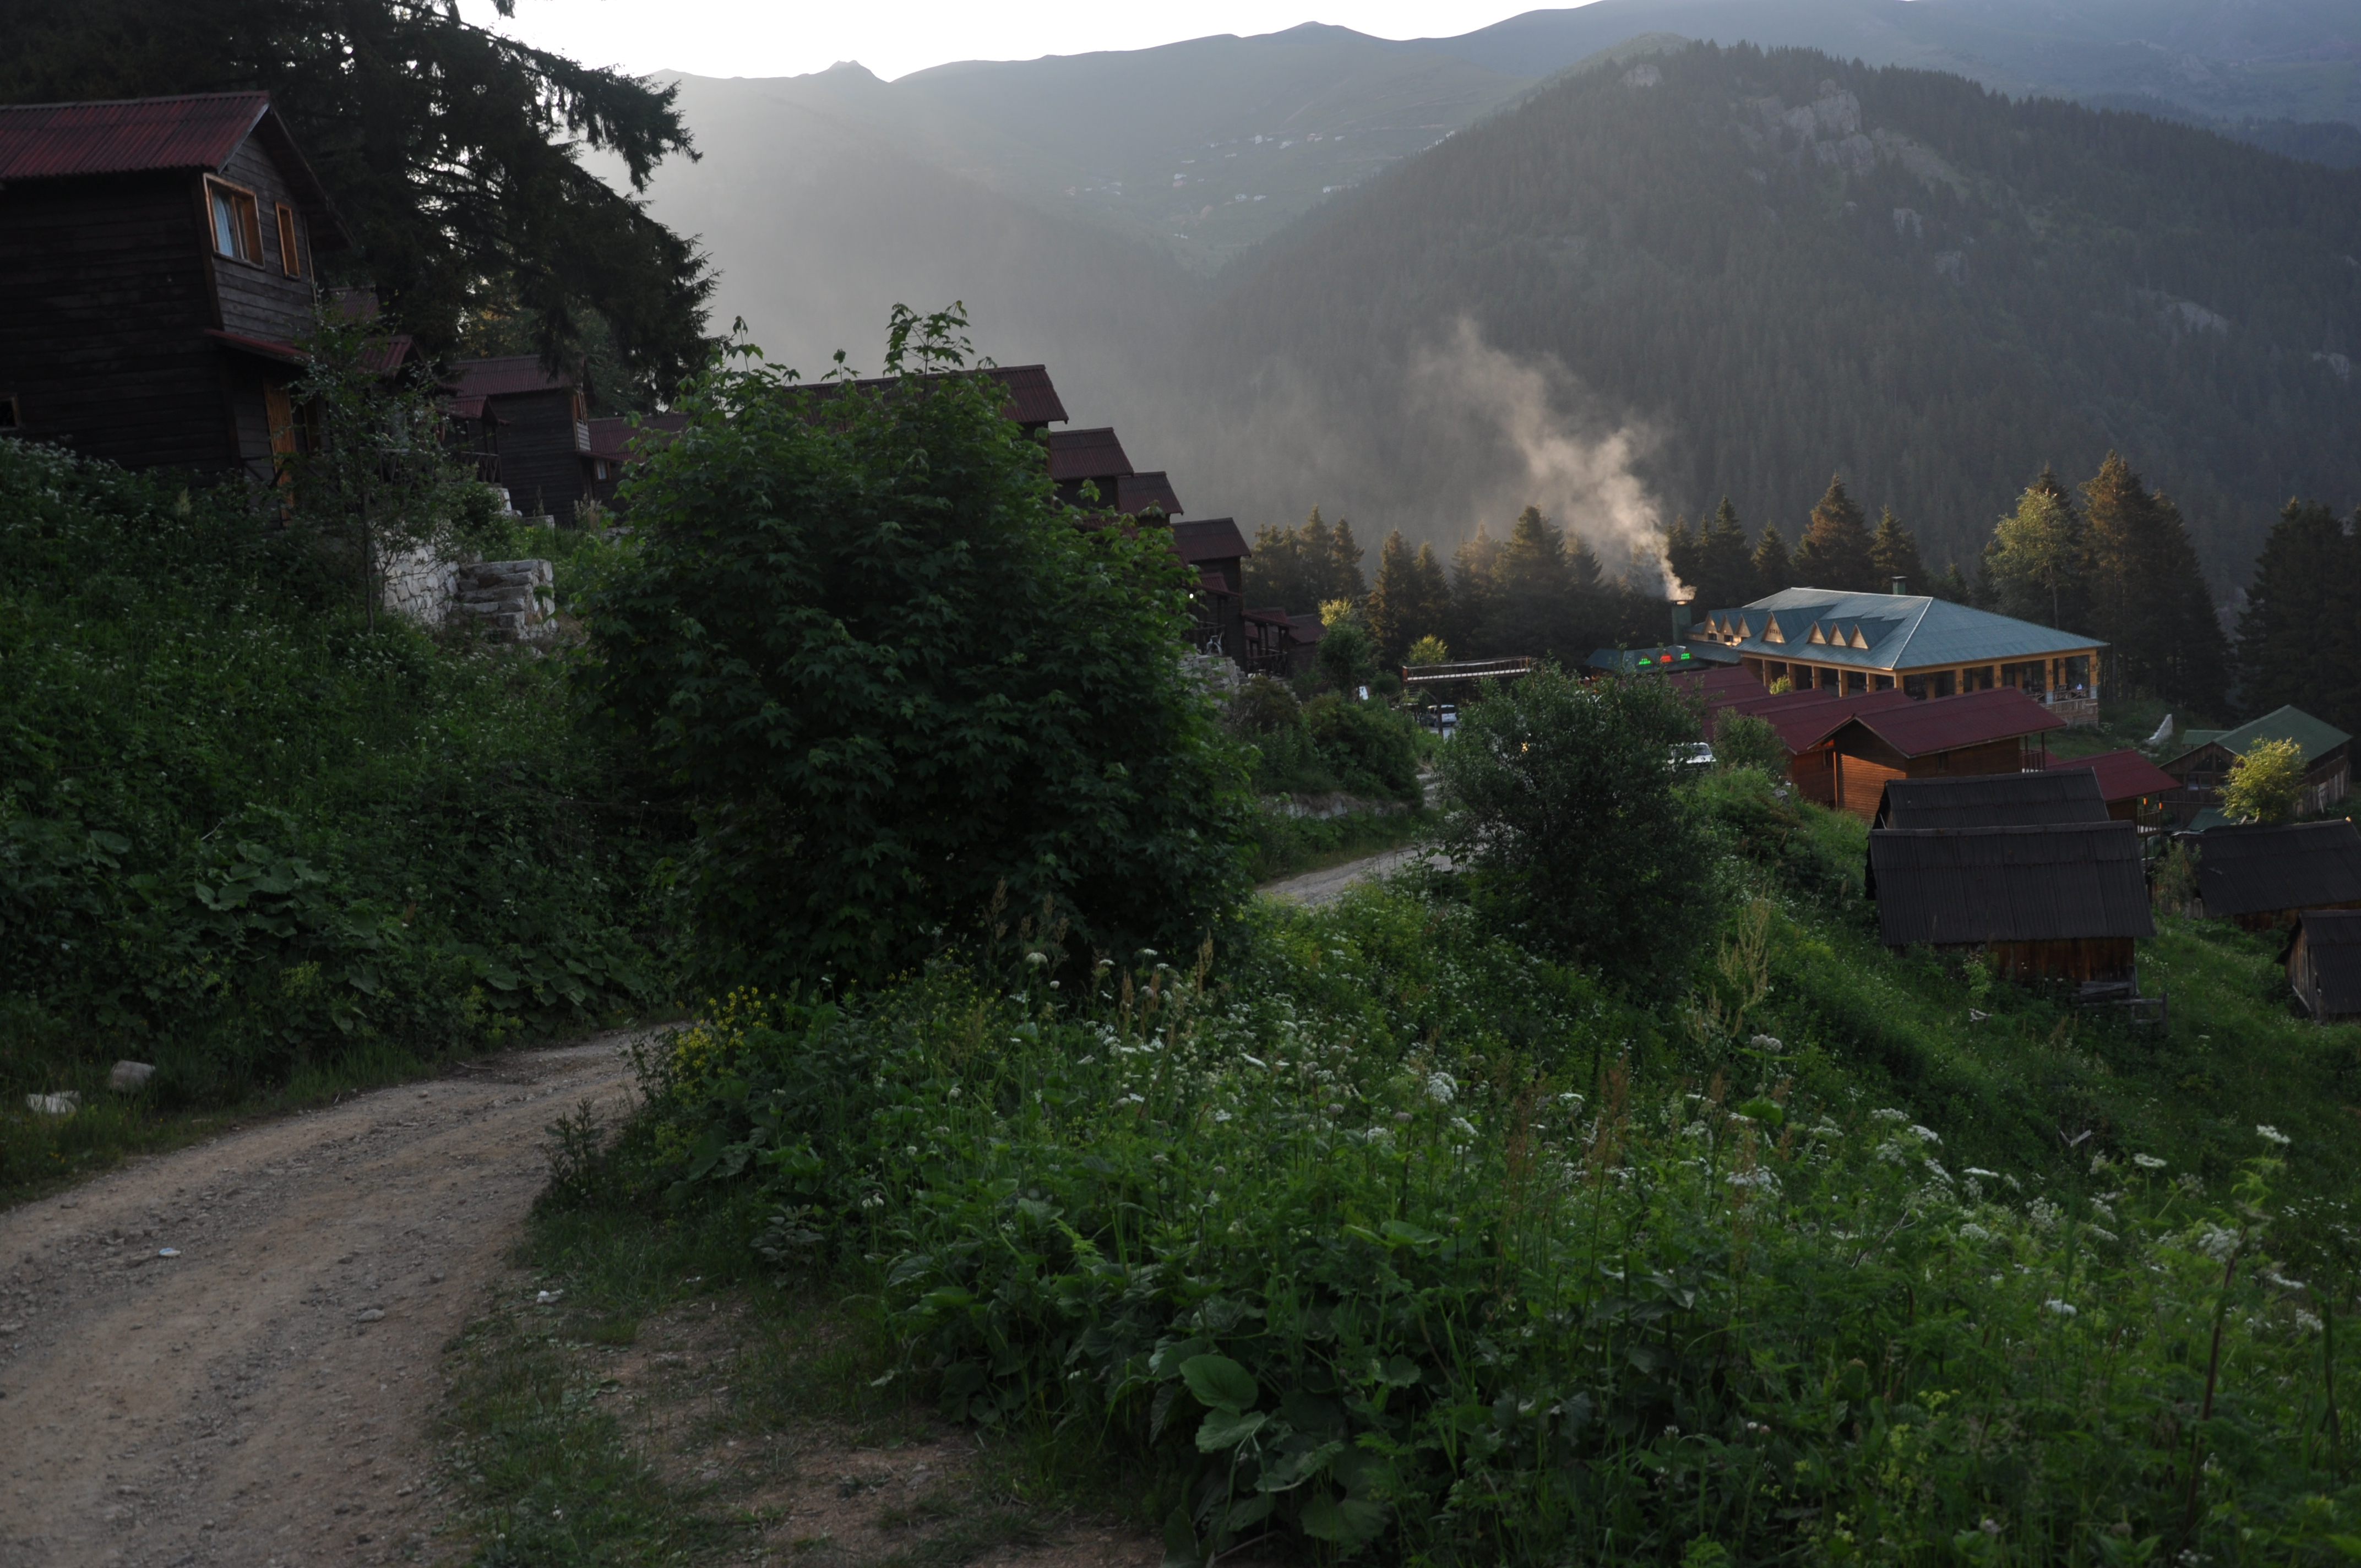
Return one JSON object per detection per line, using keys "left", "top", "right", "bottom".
{"left": 1688, "top": 587, "right": 2103, "bottom": 673}
{"left": 2168, "top": 704, "right": 2350, "bottom": 767}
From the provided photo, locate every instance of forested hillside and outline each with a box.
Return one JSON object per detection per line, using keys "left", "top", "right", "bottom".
{"left": 1178, "top": 41, "right": 2361, "bottom": 585}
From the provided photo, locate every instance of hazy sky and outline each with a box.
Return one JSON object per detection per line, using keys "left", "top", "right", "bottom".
{"left": 459, "top": 0, "right": 1543, "bottom": 83}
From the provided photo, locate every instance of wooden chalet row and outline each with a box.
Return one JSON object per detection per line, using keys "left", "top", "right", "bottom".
{"left": 2160, "top": 705, "right": 2352, "bottom": 829}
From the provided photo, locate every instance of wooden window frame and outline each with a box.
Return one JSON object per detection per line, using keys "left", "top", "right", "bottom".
{"left": 204, "top": 177, "right": 265, "bottom": 266}
{"left": 274, "top": 203, "right": 302, "bottom": 277}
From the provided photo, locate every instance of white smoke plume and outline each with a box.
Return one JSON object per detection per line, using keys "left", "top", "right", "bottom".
{"left": 1411, "top": 319, "right": 1671, "bottom": 594}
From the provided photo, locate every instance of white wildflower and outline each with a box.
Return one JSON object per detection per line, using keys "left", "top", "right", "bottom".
{"left": 1910, "top": 1124, "right": 1941, "bottom": 1144}
{"left": 2266, "top": 1270, "right": 2309, "bottom": 1292}
{"left": 2046, "top": 1299, "right": 2078, "bottom": 1318}
{"left": 2132, "top": 1153, "right": 2167, "bottom": 1170}
{"left": 2089, "top": 1153, "right": 2111, "bottom": 1175}
{"left": 1212, "top": 1109, "right": 1232, "bottom": 1123}
{"left": 2086, "top": 1226, "right": 2119, "bottom": 1244}
{"left": 1965, "top": 1167, "right": 1999, "bottom": 1178}
{"left": 2197, "top": 1226, "right": 2240, "bottom": 1261}
{"left": 1450, "top": 1115, "right": 1478, "bottom": 1139}
{"left": 1748, "top": 1033, "right": 1783, "bottom": 1052}
{"left": 1426, "top": 1071, "right": 1457, "bottom": 1105}
{"left": 1870, "top": 1108, "right": 1910, "bottom": 1124}
{"left": 2257, "top": 1124, "right": 2292, "bottom": 1146}
{"left": 2029, "top": 1199, "right": 2061, "bottom": 1232}
{"left": 1959, "top": 1223, "right": 1992, "bottom": 1243}
{"left": 1682, "top": 1121, "right": 1712, "bottom": 1140}
{"left": 2299, "top": 1310, "right": 2326, "bottom": 1334}
{"left": 1728, "top": 1167, "right": 1777, "bottom": 1191}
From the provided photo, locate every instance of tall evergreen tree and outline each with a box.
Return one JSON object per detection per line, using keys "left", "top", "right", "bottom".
{"left": 1663, "top": 515, "right": 1700, "bottom": 602}
{"left": 2236, "top": 499, "right": 2361, "bottom": 732}
{"left": 1494, "top": 505, "right": 1574, "bottom": 661}
{"left": 1868, "top": 508, "right": 1927, "bottom": 593}
{"left": 1366, "top": 530, "right": 1426, "bottom": 666}
{"left": 2081, "top": 452, "right": 2228, "bottom": 712}
{"left": 1696, "top": 498, "right": 1758, "bottom": 609}
{"left": 1412, "top": 542, "right": 1451, "bottom": 649}
{"left": 1751, "top": 524, "right": 1793, "bottom": 598}
{"left": 1328, "top": 516, "right": 1368, "bottom": 603}
{"left": 1791, "top": 475, "right": 1878, "bottom": 591}
{"left": 1934, "top": 562, "right": 1974, "bottom": 604}
{"left": 1243, "top": 505, "right": 1366, "bottom": 613}
{"left": 1450, "top": 524, "right": 1504, "bottom": 655}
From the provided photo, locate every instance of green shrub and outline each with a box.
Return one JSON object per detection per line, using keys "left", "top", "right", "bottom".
{"left": 1301, "top": 695, "right": 1422, "bottom": 801}
{"left": 1435, "top": 666, "right": 1715, "bottom": 993}
{"left": 1711, "top": 710, "right": 1789, "bottom": 780}
{"left": 616, "top": 890, "right": 2361, "bottom": 1567}
{"left": 578, "top": 308, "right": 1250, "bottom": 987}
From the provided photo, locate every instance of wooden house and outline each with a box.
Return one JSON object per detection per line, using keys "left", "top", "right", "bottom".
{"left": 1820, "top": 687, "right": 2066, "bottom": 819}
{"left": 2161, "top": 706, "right": 2351, "bottom": 828}
{"left": 584, "top": 411, "right": 689, "bottom": 509}
{"left": 1704, "top": 686, "right": 1913, "bottom": 807}
{"left": 1867, "top": 822, "right": 2155, "bottom": 982}
{"left": 2061, "top": 748, "right": 2180, "bottom": 824}
{"left": 1872, "top": 770, "right": 2109, "bottom": 831}
{"left": 1687, "top": 587, "right": 2105, "bottom": 725}
{"left": 0, "top": 92, "right": 347, "bottom": 480}
{"left": 1046, "top": 426, "right": 1134, "bottom": 511}
{"left": 2284, "top": 909, "right": 2361, "bottom": 1020}
{"left": 447, "top": 356, "right": 595, "bottom": 519}
{"left": 2188, "top": 819, "right": 2361, "bottom": 930}
{"left": 1171, "top": 518, "right": 1250, "bottom": 665}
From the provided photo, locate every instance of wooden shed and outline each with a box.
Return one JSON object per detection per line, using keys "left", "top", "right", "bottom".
{"left": 1873, "top": 769, "right": 2109, "bottom": 831}
{"left": 2063, "top": 748, "right": 2180, "bottom": 823}
{"left": 2284, "top": 910, "right": 2361, "bottom": 1020}
{"left": 0, "top": 92, "right": 347, "bottom": 481}
{"left": 1822, "top": 687, "right": 2067, "bottom": 819}
{"left": 2190, "top": 819, "right": 2361, "bottom": 930}
{"left": 1867, "top": 822, "right": 2155, "bottom": 981}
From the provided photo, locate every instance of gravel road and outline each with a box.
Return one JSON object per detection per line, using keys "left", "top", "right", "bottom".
{"left": 1258, "top": 846, "right": 1445, "bottom": 907}
{"left": 0, "top": 1033, "right": 643, "bottom": 1568}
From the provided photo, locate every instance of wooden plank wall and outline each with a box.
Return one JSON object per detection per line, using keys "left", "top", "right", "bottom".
{"left": 0, "top": 172, "right": 233, "bottom": 471}
{"left": 212, "top": 139, "right": 315, "bottom": 347}
{"left": 1986, "top": 938, "right": 2136, "bottom": 983}
{"left": 491, "top": 389, "right": 589, "bottom": 517}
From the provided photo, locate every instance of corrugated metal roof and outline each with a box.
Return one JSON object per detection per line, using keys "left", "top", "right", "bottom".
{"left": 2291, "top": 909, "right": 2361, "bottom": 1016}
{"left": 1722, "top": 687, "right": 1916, "bottom": 754}
{"left": 1045, "top": 427, "right": 1132, "bottom": 482}
{"left": 2195, "top": 820, "right": 2361, "bottom": 916}
{"left": 2167, "top": 704, "right": 2352, "bottom": 769}
{"left": 1169, "top": 517, "right": 1247, "bottom": 564}
{"left": 0, "top": 92, "right": 269, "bottom": 180}
{"left": 2064, "top": 748, "right": 2179, "bottom": 804}
{"left": 1691, "top": 587, "right": 2103, "bottom": 672}
{"left": 989, "top": 364, "right": 1067, "bottom": 426}
{"left": 450, "top": 356, "right": 579, "bottom": 399}
{"left": 584, "top": 412, "right": 688, "bottom": 460}
{"left": 204, "top": 328, "right": 304, "bottom": 366}
{"left": 1875, "top": 770, "right": 2107, "bottom": 830}
{"left": 1838, "top": 685, "right": 2064, "bottom": 758}
{"left": 1116, "top": 471, "right": 1183, "bottom": 518}
{"left": 1869, "top": 823, "right": 2155, "bottom": 945}
{"left": 1678, "top": 665, "right": 1770, "bottom": 705}
{"left": 1589, "top": 643, "right": 1740, "bottom": 672}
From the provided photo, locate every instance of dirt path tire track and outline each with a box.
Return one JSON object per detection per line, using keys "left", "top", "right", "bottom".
{"left": 0, "top": 1032, "right": 643, "bottom": 1568}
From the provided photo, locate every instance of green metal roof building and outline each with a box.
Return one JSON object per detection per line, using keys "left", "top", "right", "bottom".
{"left": 2162, "top": 704, "right": 2353, "bottom": 827}
{"left": 1686, "top": 587, "right": 2106, "bottom": 723}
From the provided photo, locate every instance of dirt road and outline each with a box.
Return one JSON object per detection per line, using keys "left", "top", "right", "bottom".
{"left": 0, "top": 1034, "right": 643, "bottom": 1568}
{"left": 1259, "top": 846, "right": 1444, "bottom": 907}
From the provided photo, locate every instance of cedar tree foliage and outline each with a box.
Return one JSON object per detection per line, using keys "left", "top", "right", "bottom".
{"left": 1433, "top": 666, "right": 1713, "bottom": 994}
{"left": 1, "top": 0, "right": 714, "bottom": 403}
{"left": 578, "top": 307, "right": 1252, "bottom": 989}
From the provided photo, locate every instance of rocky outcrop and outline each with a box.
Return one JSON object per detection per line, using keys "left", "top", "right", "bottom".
{"left": 454, "top": 559, "right": 556, "bottom": 641}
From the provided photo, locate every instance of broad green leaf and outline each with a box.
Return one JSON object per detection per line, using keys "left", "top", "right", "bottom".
{"left": 1181, "top": 1354, "right": 1258, "bottom": 1412}
{"left": 1300, "top": 1490, "right": 1387, "bottom": 1544}
{"left": 1195, "top": 1408, "right": 1267, "bottom": 1452}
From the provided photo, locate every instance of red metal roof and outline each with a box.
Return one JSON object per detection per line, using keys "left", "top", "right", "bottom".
{"left": 2060, "top": 748, "right": 2179, "bottom": 805}
{"left": 0, "top": 92, "right": 270, "bottom": 180}
{"left": 1672, "top": 665, "right": 1767, "bottom": 705}
{"left": 1838, "top": 686, "right": 2066, "bottom": 758}
{"left": 204, "top": 327, "right": 304, "bottom": 366}
{"left": 1720, "top": 687, "right": 1916, "bottom": 754}
{"left": 1116, "top": 471, "right": 1184, "bottom": 518}
{"left": 1046, "top": 427, "right": 1133, "bottom": 483}
{"left": 450, "top": 355, "right": 579, "bottom": 399}
{"left": 1170, "top": 517, "right": 1248, "bottom": 564}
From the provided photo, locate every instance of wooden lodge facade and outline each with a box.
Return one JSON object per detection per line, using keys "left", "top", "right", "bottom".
{"left": 0, "top": 93, "right": 346, "bottom": 482}
{"left": 1687, "top": 587, "right": 2105, "bottom": 726}
{"left": 2161, "top": 706, "right": 2351, "bottom": 829}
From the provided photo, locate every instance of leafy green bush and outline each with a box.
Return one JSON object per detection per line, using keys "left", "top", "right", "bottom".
{"left": 1711, "top": 710, "right": 1790, "bottom": 780}
{"left": 0, "top": 438, "right": 668, "bottom": 1125}
{"left": 1435, "top": 667, "right": 1715, "bottom": 993}
{"left": 610, "top": 888, "right": 2361, "bottom": 1566}
{"left": 578, "top": 308, "right": 1250, "bottom": 987}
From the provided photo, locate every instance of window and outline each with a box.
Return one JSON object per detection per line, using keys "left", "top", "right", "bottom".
{"left": 0, "top": 395, "right": 18, "bottom": 431}
{"left": 274, "top": 204, "right": 302, "bottom": 277}
{"left": 207, "top": 179, "right": 263, "bottom": 263}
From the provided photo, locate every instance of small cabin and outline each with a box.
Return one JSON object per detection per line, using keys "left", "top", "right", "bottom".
{"left": 1171, "top": 518, "right": 1249, "bottom": 665}
{"left": 2189, "top": 819, "right": 2361, "bottom": 930}
{"left": 1046, "top": 426, "right": 1134, "bottom": 511}
{"left": 1867, "top": 822, "right": 2155, "bottom": 982}
{"left": 584, "top": 412, "right": 689, "bottom": 509}
{"left": 1873, "top": 769, "right": 2108, "bottom": 831}
{"left": 447, "top": 356, "right": 595, "bottom": 520}
{"left": 2063, "top": 748, "right": 2180, "bottom": 824}
{"left": 1705, "top": 687, "right": 1912, "bottom": 807}
{"left": 2286, "top": 909, "right": 2361, "bottom": 1020}
{"left": 0, "top": 92, "right": 348, "bottom": 480}
{"left": 2162, "top": 706, "right": 2351, "bottom": 828}
{"left": 1821, "top": 687, "right": 2066, "bottom": 820}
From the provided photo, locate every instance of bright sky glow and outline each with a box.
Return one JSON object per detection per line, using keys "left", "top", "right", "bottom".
{"left": 460, "top": 0, "right": 1549, "bottom": 83}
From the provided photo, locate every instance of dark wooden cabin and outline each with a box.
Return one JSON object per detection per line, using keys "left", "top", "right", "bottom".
{"left": 448, "top": 356, "right": 592, "bottom": 519}
{"left": 2161, "top": 706, "right": 2351, "bottom": 828}
{"left": 2065, "top": 748, "right": 2180, "bottom": 824}
{"left": 584, "top": 411, "right": 689, "bottom": 509}
{"left": 1821, "top": 687, "right": 2066, "bottom": 819}
{"left": 1706, "top": 687, "right": 1913, "bottom": 807}
{"left": 1873, "top": 770, "right": 2109, "bottom": 831}
{"left": 2286, "top": 910, "right": 2361, "bottom": 1020}
{"left": 2189, "top": 819, "right": 2361, "bottom": 930}
{"left": 1867, "top": 822, "right": 2155, "bottom": 982}
{"left": 1171, "top": 518, "right": 1250, "bottom": 665}
{"left": 0, "top": 92, "right": 347, "bottom": 481}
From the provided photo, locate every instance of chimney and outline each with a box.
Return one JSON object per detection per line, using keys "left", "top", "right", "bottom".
{"left": 1890, "top": 575, "right": 1908, "bottom": 595}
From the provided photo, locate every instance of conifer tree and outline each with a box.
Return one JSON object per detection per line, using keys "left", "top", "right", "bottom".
{"left": 1494, "top": 505, "right": 1573, "bottom": 660}
{"left": 2237, "top": 499, "right": 2361, "bottom": 732}
{"left": 1934, "top": 562, "right": 1973, "bottom": 604}
{"left": 1663, "top": 515, "right": 1700, "bottom": 601}
{"left": 1450, "top": 524, "right": 1503, "bottom": 656}
{"left": 1791, "top": 475, "right": 1877, "bottom": 591}
{"left": 1327, "top": 516, "right": 1368, "bottom": 603}
{"left": 2081, "top": 453, "right": 2228, "bottom": 712}
{"left": 1987, "top": 486, "right": 2083, "bottom": 629}
{"left": 1412, "top": 542, "right": 1451, "bottom": 646}
{"left": 1868, "top": 509, "right": 1926, "bottom": 593}
{"left": 1751, "top": 524, "right": 1793, "bottom": 598}
{"left": 1696, "top": 498, "right": 1758, "bottom": 609}
{"left": 1366, "top": 530, "right": 1423, "bottom": 666}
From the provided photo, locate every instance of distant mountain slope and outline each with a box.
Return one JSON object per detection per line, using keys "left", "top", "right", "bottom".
{"left": 1167, "top": 42, "right": 2361, "bottom": 585}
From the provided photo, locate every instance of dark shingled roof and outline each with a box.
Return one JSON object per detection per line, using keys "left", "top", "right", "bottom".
{"left": 1874, "top": 770, "right": 2109, "bottom": 831}
{"left": 585, "top": 412, "right": 689, "bottom": 461}
{"left": 1116, "top": 471, "right": 1183, "bottom": 518}
{"left": 0, "top": 93, "right": 346, "bottom": 241}
{"left": 1835, "top": 685, "right": 2065, "bottom": 758}
{"left": 1169, "top": 517, "right": 1247, "bottom": 565}
{"left": 451, "top": 356, "right": 579, "bottom": 399}
{"left": 1045, "top": 427, "right": 1132, "bottom": 483}
{"left": 2290, "top": 909, "right": 2361, "bottom": 1017}
{"left": 2065, "top": 748, "right": 2179, "bottom": 806}
{"left": 2194, "top": 820, "right": 2361, "bottom": 917}
{"left": 1727, "top": 688, "right": 1916, "bottom": 754}
{"left": 1869, "top": 823, "right": 2156, "bottom": 945}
